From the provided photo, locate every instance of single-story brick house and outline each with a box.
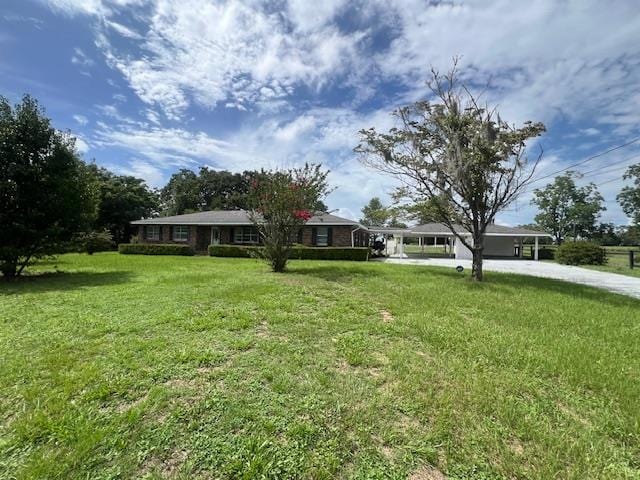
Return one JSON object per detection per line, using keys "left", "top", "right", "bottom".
{"left": 131, "top": 210, "right": 370, "bottom": 252}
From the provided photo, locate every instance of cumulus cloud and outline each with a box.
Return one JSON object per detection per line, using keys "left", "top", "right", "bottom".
{"left": 72, "top": 114, "right": 88, "bottom": 125}
{"left": 40, "top": 0, "right": 640, "bottom": 223}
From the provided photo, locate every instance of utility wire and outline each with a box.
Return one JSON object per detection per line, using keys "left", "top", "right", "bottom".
{"left": 578, "top": 154, "right": 639, "bottom": 179}
{"left": 527, "top": 136, "right": 640, "bottom": 185}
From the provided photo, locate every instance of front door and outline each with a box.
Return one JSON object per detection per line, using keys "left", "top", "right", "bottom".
{"left": 211, "top": 227, "right": 220, "bottom": 245}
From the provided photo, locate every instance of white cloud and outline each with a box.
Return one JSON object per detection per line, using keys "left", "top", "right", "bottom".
{"left": 40, "top": 0, "right": 640, "bottom": 224}
{"left": 74, "top": 135, "right": 90, "bottom": 153}
{"left": 71, "top": 47, "right": 94, "bottom": 67}
{"left": 40, "top": 0, "right": 145, "bottom": 17}
{"left": 72, "top": 114, "right": 88, "bottom": 125}
{"left": 57, "top": 0, "right": 369, "bottom": 118}
{"left": 109, "top": 158, "right": 166, "bottom": 187}
{"left": 106, "top": 20, "right": 142, "bottom": 39}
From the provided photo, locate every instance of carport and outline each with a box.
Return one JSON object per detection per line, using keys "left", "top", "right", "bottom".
{"left": 369, "top": 223, "right": 551, "bottom": 261}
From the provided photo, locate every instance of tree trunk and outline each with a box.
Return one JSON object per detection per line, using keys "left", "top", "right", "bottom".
{"left": 1, "top": 262, "right": 17, "bottom": 281}
{"left": 471, "top": 237, "right": 484, "bottom": 281}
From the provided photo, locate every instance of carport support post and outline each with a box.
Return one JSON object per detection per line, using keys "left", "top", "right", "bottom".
{"left": 399, "top": 234, "right": 404, "bottom": 259}
{"left": 519, "top": 238, "right": 523, "bottom": 258}
{"left": 534, "top": 237, "right": 539, "bottom": 261}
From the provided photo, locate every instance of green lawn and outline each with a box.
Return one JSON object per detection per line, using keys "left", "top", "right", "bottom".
{"left": 532, "top": 245, "right": 640, "bottom": 278}
{"left": 1, "top": 254, "right": 639, "bottom": 479}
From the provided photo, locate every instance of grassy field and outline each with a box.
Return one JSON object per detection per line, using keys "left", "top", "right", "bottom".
{"left": 529, "top": 245, "right": 640, "bottom": 278}
{"left": 405, "top": 243, "right": 640, "bottom": 278}
{"left": 1, "top": 254, "right": 639, "bottom": 479}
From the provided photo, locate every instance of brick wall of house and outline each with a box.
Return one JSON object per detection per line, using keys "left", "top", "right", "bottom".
{"left": 138, "top": 224, "right": 197, "bottom": 249}
{"left": 136, "top": 223, "right": 370, "bottom": 249}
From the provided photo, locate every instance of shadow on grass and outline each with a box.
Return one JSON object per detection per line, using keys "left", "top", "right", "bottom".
{"left": 287, "top": 262, "right": 384, "bottom": 283}
{"left": 0, "top": 270, "right": 134, "bottom": 294}
{"left": 405, "top": 264, "right": 640, "bottom": 307}
{"left": 290, "top": 261, "right": 639, "bottom": 307}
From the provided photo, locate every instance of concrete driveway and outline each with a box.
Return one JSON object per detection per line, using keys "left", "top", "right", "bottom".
{"left": 381, "top": 257, "right": 640, "bottom": 300}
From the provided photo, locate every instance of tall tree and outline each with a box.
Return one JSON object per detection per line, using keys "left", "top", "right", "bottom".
{"left": 160, "top": 169, "right": 200, "bottom": 215}
{"left": 0, "top": 95, "right": 98, "bottom": 280}
{"left": 592, "top": 222, "right": 620, "bottom": 246}
{"left": 617, "top": 163, "right": 640, "bottom": 225}
{"left": 360, "top": 197, "right": 391, "bottom": 227}
{"left": 532, "top": 172, "right": 605, "bottom": 244}
{"left": 160, "top": 167, "right": 323, "bottom": 215}
{"left": 249, "top": 164, "right": 331, "bottom": 272}
{"left": 199, "top": 167, "right": 251, "bottom": 210}
{"left": 356, "top": 63, "right": 545, "bottom": 280}
{"left": 89, "top": 165, "right": 159, "bottom": 244}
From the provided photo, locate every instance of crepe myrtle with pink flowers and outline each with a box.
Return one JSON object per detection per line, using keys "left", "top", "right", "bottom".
{"left": 249, "top": 164, "right": 332, "bottom": 272}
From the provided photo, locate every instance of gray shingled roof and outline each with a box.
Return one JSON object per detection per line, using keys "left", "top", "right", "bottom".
{"left": 131, "top": 210, "right": 365, "bottom": 228}
{"left": 371, "top": 223, "right": 550, "bottom": 237}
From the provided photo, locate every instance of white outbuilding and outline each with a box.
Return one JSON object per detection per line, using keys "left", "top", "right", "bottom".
{"left": 369, "top": 223, "right": 552, "bottom": 261}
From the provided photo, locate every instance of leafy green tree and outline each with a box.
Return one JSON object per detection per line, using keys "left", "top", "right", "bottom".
{"left": 617, "top": 163, "right": 640, "bottom": 225}
{"left": 532, "top": 172, "right": 605, "bottom": 244}
{"left": 360, "top": 197, "right": 391, "bottom": 227}
{"left": 199, "top": 168, "right": 251, "bottom": 210}
{"left": 619, "top": 225, "right": 640, "bottom": 246}
{"left": 592, "top": 223, "right": 620, "bottom": 246}
{"left": 160, "top": 169, "right": 200, "bottom": 215}
{"left": 89, "top": 165, "right": 159, "bottom": 244}
{"left": 160, "top": 167, "right": 327, "bottom": 215}
{"left": 74, "top": 229, "right": 114, "bottom": 255}
{"left": 0, "top": 95, "right": 98, "bottom": 280}
{"left": 249, "top": 164, "right": 331, "bottom": 272}
{"left": 356, "top": 63, "right": 545, "bottom": 281}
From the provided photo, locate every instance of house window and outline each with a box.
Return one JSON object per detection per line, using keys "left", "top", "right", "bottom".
{"left": 173, "top": 226, "right": 189, "bottom": 242}
{"left": 146, "top": 225, "right": 160, "bottom": 241}
{"left": 316, "top": 227, "right": 329, "bottom": 246}
{"left": 234, "top": 227, "right": 259, "bottom": 244}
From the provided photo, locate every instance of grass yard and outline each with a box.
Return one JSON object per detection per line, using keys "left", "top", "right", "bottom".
{"left": 584, "top": 248, "right": 640, "bottom": 278}
{"left": 1, "top": 253, "right": 639, "bottom": 479}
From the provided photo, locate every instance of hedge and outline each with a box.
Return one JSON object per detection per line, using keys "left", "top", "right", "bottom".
{"left": 118, "top": 243, "right": 195, "bottom": 256}
{"left": 208, "top": 244, "right": 369, "bottom": 261}
{"left": 555, "top": 241, "right": 606, "bottom": 265}
{"left": 536, "top": 247, "right": 555, "bottom": 260}
{"left": 208, "top": 245, "right": 258, "bottom": 258}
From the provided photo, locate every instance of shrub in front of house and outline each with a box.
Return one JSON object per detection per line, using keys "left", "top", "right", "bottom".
{"left": 209, "top": 245, "right": 369, "bottom": 261}
{"left": 536, "top": 247, "right": 555, "bottom": 260}
{"left": 555, "top": 241, "right": 606, "bottom": 265}
{"left": 208, "top": 245, "right": 260, "bottom": 258}
{"left": 118, "top": 243, "right": 195, "bottom": 256}
{"left": 289, "top": 247, "right": 369, "bottom": 261}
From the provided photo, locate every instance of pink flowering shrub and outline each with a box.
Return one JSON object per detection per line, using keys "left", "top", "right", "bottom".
{"left": 248, "top": 164, "right": 331, "bottom": 272}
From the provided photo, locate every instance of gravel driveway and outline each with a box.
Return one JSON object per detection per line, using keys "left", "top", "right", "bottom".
{"left": 381, "top": 257, "right": 640, "bottom": 299}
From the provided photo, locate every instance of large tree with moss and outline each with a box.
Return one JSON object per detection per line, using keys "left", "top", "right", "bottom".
{"left": 0, "top": 96, "right": 98, "bottom": 280}
{"left": 356, "top": 63, "right": 545, "bottom": 280}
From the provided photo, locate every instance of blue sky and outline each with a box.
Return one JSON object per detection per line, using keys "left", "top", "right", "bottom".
{"left": 2, "top": 0, "right": 639, "bottom": 225}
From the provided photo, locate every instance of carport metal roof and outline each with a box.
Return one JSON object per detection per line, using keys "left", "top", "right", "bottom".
{"left": 368, "top": 223, "right": 551, "bottom": 237}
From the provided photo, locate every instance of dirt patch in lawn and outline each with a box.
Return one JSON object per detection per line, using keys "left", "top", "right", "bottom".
{"left": 115, "top": 394, "right": 148, "bottom": 413}
{"left": 140, "top": 449, "right": 188, "bottom": 478}
{"left": 409, "top": 465, "right": 446, "bottom": 480}
{"left": 380, "top": 310, "right": 394, "bottom": 322}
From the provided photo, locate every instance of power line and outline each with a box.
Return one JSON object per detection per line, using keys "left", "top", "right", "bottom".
{"left": 578, "top": 154, "right": 639, "bottom": 179}
{"left": 528, "top": 136, "right": 640, "bottom": 185}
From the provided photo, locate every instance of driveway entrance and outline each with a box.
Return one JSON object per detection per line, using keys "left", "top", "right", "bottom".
{"left": 381, "top": 257, "right": 640, "bottom": 299}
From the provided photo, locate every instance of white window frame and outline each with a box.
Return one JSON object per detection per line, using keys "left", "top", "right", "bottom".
{"left": 233, "top": 226, "right": 259, "bottom": 244}
{"left": 316, "top": 227, "right": 329, "bottom": 246}
{"left": 173, "top": 225, "right": 189, "bottom": 242}
{"left": 146, "top": 225, "right": 160, "bottom": 241}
